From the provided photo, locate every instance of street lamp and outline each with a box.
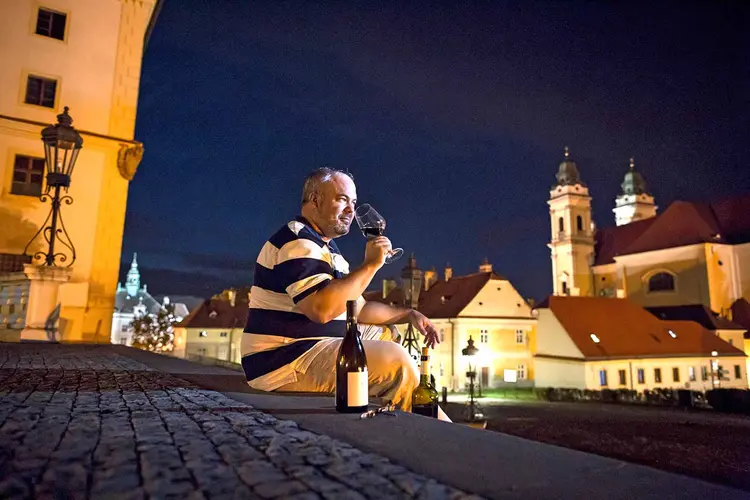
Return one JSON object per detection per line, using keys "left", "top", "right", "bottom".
{"left": 462, "top": 336, "right": 483, "bottom": 422}
{"left": 24, "top": 107, "right": 83, "bottom": 267}
{"left": 400, "top": 253, "right": 424, "bottom": 362}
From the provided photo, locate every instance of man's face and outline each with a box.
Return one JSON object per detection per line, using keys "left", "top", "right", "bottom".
{"left": 310, "top": 174, "right": 357, "bottom": 238}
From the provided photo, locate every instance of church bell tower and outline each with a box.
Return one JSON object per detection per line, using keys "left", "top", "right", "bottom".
{"left": 613, "top": 157, "right": 657, "bottom": 226}
{"left": 547, "top": 148, "right": 594, "bottom": 297}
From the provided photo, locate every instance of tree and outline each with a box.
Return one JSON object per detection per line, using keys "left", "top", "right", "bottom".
{"left": 131, "top": 302, "right": 177, "bottom": 353}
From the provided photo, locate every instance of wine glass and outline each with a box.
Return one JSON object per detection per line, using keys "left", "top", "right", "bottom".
{"left": 354, "top": 204, "right": 403, "bottom": 264}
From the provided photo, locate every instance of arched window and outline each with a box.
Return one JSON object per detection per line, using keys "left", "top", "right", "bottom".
{"left": 576, "top": 215, "right": 583, "bottom": 232}
{"left": 648, "top": 272, "right": 675, "bottom": 292}
{"left": 558, "top": 217, "right": 564, "bottom": 232}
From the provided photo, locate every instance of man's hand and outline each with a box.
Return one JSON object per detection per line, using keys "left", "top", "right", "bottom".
{"left": 363, "top": 236, "right": 392, "bottom": 268}
{"left": 407, "top": 310, "right": 440, "bottom": 349}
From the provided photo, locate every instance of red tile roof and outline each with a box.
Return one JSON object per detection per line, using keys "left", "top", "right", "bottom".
{"left": 538, "top": 296, "right": 744, "bottom": 359}
{"left": 594, "top": 193, "right": 750, "bottom": 265}
{"left": 178, "top": 298, "right": 249, "bottom": 329}
{"left": 365, "top": 271, "right": 505, "bottom": 318}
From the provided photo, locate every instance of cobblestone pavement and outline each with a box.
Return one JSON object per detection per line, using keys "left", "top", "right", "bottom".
{"left": 0, "top": 344, "right": 482, "bottom": 500}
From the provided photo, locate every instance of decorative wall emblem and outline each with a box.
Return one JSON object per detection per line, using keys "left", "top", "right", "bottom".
{"left": 117, "top": 143, "right": 144, "bottom": 180}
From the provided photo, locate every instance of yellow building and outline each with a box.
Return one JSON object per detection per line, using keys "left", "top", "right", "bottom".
{"left": 547, "top": 148, "right": 750, "bottom": 377}
{"left": 173, "top": 291, "right": 248, "bottom": 364}
{"left": 0, "top": 1, "right": 161, "bottom": 341}
{"left": 548, "top": 148, "right": 750, "bottom": 317}
{"left": 534, "top": 296, "right": 746, "bottom": 391}
{"left": 366, "top": 261, "right": 537, "bottom": 392}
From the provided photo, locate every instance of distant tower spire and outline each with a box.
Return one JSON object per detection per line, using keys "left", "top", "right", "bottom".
{"left": 613, "top": 157, "right": 657, "bottom": 226}
{"left": 125, "top": 253, "right": 141, "bottom": 296}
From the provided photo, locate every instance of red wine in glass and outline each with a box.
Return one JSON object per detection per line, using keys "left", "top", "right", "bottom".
{"left": 354, "top": 204, "right": 403, "bottom": 264}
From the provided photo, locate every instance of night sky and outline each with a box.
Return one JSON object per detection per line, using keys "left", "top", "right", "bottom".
{"left": 122, "top": 1, "right": 750, "bottom": 302}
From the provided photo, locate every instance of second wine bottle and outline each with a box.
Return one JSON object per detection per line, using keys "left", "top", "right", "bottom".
{"left": 335, "top": 300, "right": 369, "bottom": 413}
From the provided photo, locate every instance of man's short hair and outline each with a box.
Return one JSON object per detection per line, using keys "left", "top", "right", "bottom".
{"left": 301, "top": 167, "right": 354, "bottom": 205}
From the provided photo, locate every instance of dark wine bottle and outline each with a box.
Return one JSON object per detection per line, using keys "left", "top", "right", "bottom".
{"left": 411, "top": 347, "right": 439, "bottom": 417}
{"left": 335, "top": 300, "right": 369, "bottom": 413}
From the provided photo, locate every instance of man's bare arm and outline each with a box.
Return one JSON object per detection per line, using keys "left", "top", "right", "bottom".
{"left": 358, "top": 301, "right": 411, "bottom": 325}
{"left": 296, "top": 262, "right": 379, "bottom": 323}
{"left": 359, "top": 301, "right": 441, "bottom": 348}
{"left": 296, "top": 236, "right": 391, "bottom": 323}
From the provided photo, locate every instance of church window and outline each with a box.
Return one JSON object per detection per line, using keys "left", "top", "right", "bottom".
{"left": 735, "top": 365, "right": 742, "bottom": 379}
{"left": 11, "top": 155, "right": 45, "bottom": 197}
{"left": 637, "top": 368, "right": 645, "bottom": 384}
{"left": 576, "top": 215, "right": 583, "bottom": 232}
{"left": 515, "top": 330, "right": 524, "bottom": 344}
{"left": 558, "top": 217, "right": 564, "bottom": 232}
{"left": 517, "top": 364, "right": 526, "bottom": 380}
{"left": 672, "top": 367, "right": 680, "bottom": 382}
{"left": 654, "top": 368, "right": 662, "bottom": 383}
{"left": 647, "top": 272, "right": 675, "bottom": 292}
{"left": 618, "top": 370, "right": 626, "bottom": 385}
{"left": 598, "top": 369, "right": 607, "bottom": 386}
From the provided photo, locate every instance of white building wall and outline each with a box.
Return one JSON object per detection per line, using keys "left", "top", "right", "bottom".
{"left": 110, "top": 311, "right": 134, "bottom": 346}
{"left": 535, "top": 309, "right": 585, "bottom": 359}
{"left": 584, "top": 356, "right": 747, "bottom": 391}
{"left": 534, "top": 357, "right": 586, "bottom": 389}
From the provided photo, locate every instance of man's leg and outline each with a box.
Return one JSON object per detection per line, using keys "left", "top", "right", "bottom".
{"left": 276, "top": 337, "right": 419, "bottom": 411}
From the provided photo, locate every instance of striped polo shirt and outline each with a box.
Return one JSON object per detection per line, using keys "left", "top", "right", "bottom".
{"left": 241, "top": 216, "right": 365, "bottom": 390}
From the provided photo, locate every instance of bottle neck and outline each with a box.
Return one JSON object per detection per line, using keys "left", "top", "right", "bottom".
{"left": 420, "top": 355, "right": 430, "bottom": 383}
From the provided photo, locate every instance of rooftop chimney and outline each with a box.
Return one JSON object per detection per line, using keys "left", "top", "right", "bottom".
{"left": 444, "top": 263, "right": 452, "bottom": 282}
{"left": 479, "top": 257, "right": 492, "bottom": 273}
{"left": 424, "top": 267, "right": 437, "bottom": 291}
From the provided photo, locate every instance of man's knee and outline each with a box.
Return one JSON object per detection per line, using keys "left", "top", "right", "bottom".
{"left": 382, "top": 343, "right": 419, "bottom": 389}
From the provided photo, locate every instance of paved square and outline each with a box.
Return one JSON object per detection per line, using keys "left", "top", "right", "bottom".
{"left": 0, "top": 344, "right": 480, "bottom": 499}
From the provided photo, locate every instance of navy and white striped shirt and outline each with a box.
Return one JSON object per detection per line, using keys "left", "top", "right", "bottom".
{"left": 241, "top": 216, "right": 365, "bottom": 390}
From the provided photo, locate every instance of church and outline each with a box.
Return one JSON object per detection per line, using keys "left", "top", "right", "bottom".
{"left": 548, "top": 148, "right": 750, "bottom": 320}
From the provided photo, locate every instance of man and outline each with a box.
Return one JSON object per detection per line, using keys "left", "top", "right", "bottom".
{"left": 241, "top": 167, "right": 439, "bottom": 411}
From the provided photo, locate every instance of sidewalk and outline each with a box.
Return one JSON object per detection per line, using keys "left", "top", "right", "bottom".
{"left": 0, "top": 344, "right": 477, "bottom": 499}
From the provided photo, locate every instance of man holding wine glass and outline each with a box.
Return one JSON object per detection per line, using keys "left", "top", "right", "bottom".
{"left": 241, "top": 167, "right": 448, "bottom": 418}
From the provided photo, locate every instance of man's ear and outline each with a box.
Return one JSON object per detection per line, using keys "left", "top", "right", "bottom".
{"left": 309, "top": 192, "right": 319, "bottom": 208}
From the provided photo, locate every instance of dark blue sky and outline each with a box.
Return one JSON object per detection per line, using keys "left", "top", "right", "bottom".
{"left": 122, "top": 0, "right": 750, "bottom": 301}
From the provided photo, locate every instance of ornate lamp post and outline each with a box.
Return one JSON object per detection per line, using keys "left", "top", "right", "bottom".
{"left": 400, "top": 253, "right": 424, "bottom": 363}
{"left": 462, "top": 336, "right": 483, "bottom": 422}
{"left": 24, "top": 107, "right": 83, "bottom": 267}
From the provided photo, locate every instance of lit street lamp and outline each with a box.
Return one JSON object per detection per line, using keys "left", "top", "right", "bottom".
{"left": 24, "top": 107, "right": 83, "bottom": 267}
{"left": 462, "top": 336, "right": 483, "bottom": 422}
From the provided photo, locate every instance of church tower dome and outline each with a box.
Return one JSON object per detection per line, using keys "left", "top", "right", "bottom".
{"left": 125, "top": 253, "right": 141, "bottom": 297}
{"left": 613, "top": 157, "right": 657, "bottom": 226}
{"left": 555, "top": 147, "right": 586, "bottom": 187}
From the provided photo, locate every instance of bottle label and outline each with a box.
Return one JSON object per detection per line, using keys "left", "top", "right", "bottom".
{"left": 420, "top": 361, "right": 429, "bottom": 376}
{"left": 347, "top": 370, "right": 368, "bottom": 407}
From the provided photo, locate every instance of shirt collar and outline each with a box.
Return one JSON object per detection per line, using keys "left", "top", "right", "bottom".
{"left": 294, "top": 215, "right": 341, "bottom": 254}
